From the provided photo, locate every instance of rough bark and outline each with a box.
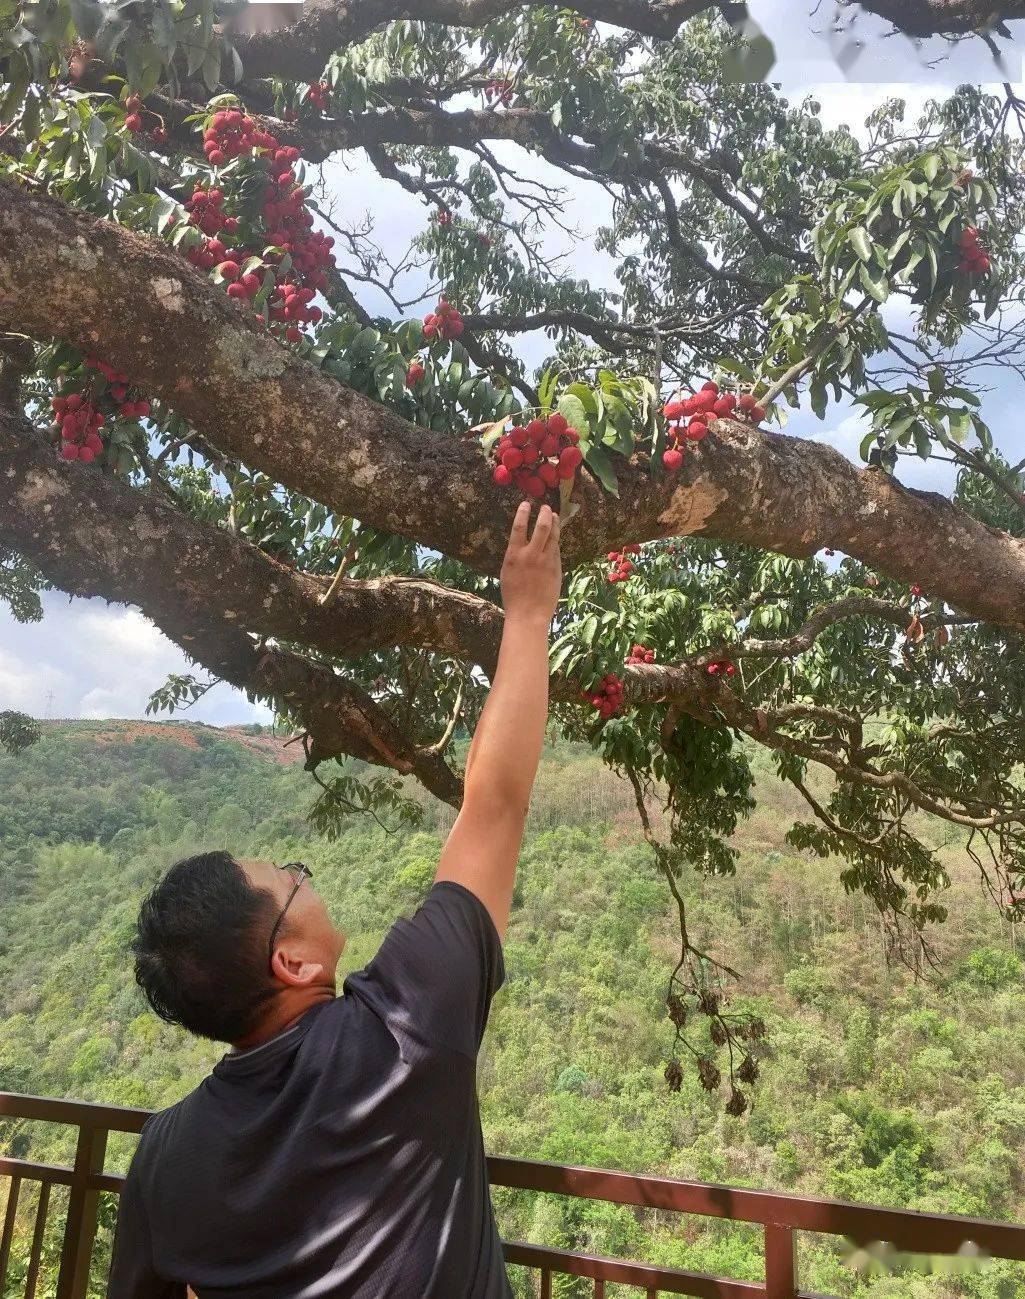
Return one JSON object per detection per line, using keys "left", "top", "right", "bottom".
{"left": 4, "top": 179, "right": 1025, "bottom": 632}
{"left": 857, "top": 0, "right": 1025, "bottom": 34}
{"left": 0, "top": 409, "right": 504, "bottom": 664}
{"left": 0, "top": 408, "right": 465, "bottom": 802}
{"left": 232, "top": 0, "right": 712, "bottom": 83}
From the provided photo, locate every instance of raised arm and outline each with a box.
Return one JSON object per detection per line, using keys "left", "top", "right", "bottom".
{"left": 435, "top": 500, "right": 562, "bottom": 939}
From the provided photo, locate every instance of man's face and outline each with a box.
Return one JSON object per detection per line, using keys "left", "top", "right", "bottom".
{"left": 242, "top": 859, "right": 347, "bottom": 990}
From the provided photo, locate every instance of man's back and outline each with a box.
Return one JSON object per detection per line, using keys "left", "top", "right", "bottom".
{"left": 109, "top": 882, "right": 511, "bottom": 1298}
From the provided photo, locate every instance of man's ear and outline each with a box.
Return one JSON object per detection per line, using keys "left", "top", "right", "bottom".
{"left": 271, "top": 945, "right": 325, "bottom": 988}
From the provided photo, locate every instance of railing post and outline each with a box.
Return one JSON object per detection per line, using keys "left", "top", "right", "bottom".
{"left": 765, "top": 1222, "right": 797, "bottom": 1299}
{"left": 25, "top": 1182, "right": 51, "bottom": 1299}
{"left": 0, "top": 1175, "right": 21, "bottom": 1284}
{"left": 56, "top": 1123, "right": 108, "bottom": 1299}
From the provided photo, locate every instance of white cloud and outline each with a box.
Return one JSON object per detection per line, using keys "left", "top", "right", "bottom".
{"left": 0, "top": 643, "right": 72, "bottom": 713}
{"left": 78, "top": 607, "right": 177, "bottom": 665}
{"left": 0, "top": 595, "right": 273, "bottom": 726}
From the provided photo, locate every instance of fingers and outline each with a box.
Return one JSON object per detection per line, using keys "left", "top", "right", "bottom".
{"left": 545, "top": 507, "right": 561, "bottom": 553}
{"left": 508, "top": 500, "right": 561, "bottom": 554}
{"left": 508, "top": 499, "right": 531, "bottom": 549}
{"left": 527, "top": 502, "right": 554, "bottom": 553}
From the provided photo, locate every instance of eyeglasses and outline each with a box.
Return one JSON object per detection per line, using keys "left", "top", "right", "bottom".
{"left": 267, "top": 861, "right": 313, "bottom": 973}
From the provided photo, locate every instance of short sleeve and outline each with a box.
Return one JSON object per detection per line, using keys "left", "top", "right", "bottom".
{"left": 343, "top": 881, "right": 505, "bottom": 1058}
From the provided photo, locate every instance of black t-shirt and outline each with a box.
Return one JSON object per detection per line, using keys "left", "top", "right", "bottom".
{"left": 108, "top": 881, "right": 512, "bottom": 1299}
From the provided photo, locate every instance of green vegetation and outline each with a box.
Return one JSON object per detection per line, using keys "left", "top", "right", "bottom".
{"left": 1, "top": 721, "right": 1023, "bottom": 1297}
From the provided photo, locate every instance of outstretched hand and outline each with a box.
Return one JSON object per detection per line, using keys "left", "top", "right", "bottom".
{"left": 499, "top": 500, "right": 562, "bottom": 627}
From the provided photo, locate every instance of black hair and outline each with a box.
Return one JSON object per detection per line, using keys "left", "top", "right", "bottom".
{"left": 132, "top": 850, "right": 280, "bottom": 1043}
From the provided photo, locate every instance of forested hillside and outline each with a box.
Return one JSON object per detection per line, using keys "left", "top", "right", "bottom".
{"left": 0, "top": 722, "right": 1022, "bottom": 1297}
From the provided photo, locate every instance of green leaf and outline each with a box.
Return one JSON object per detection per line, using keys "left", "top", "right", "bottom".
{"left": 858, "top": 262, "right": 889, "bottom": 303}
{"left": 856, "top": 389, "right": 901, "bottom": 412}
{"left": 924, "top": 240, "right": 938, "bottom": 288}
{"left": 566, "top": 382, "right": 599, "bottom": 416}
{"left": 859, "top": 430, "right": 878, "bottom": 461}
{"left": 548, "top": 637, "right": 578, "bottom": 676}
{"left": 201, "top": 40, "right": 222, "bottom": 93}
{"left": 848, "top": 226, "right": 873, "bottom": 262}
{"left": 85, "top": 111, "right": 108, "bottom": 184}
{"left": 537, "top": 366, "right": 558, "bottom": 412}
{"left": 556, "top": 393, "right": 589, "bottom": 433}
{"left": 584, "top": 445, "right": 619, "bottom": 497}
{"left": 0, "top": 56, "right": 30, "bottom": 125}
{"left": 886, "top": 228, "right": 912, "bottom": 265}
{"left": 124, "top": 37, "right": 145, "bottom": 91}
{"left": 151, "top": 0, "right": 177, "bottom": 56}
{"left": 68, "top": 0, "right": 103, "bottom": 39}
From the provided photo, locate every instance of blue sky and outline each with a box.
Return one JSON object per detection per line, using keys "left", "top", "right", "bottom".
{"left": 3, "top": 82, "right": 1023, "bottom": 727}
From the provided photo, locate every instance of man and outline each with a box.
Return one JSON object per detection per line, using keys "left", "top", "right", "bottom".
{"left": 108, "top": 499, "right": 562, "bottom": 1298}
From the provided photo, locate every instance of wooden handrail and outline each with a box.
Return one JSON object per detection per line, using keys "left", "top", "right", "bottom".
{"left": 3, "top": 1090, "right": 1025, "bottom": 1299}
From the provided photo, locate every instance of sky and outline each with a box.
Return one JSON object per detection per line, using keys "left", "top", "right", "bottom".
{"left": 748, "top": 0, "right": 1025, "bottom": 84}
{"left": 3, "top": 76, "right": 1024, "bottom": 728}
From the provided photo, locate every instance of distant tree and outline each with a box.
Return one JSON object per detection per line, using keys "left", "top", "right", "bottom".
{"left": 0, "top": 710, "right": 40, "bottom": 755}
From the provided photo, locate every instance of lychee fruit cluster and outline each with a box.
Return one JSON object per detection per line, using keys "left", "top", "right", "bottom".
{"left": 424, "top": 298, "right": 464, "bottom": 341}
{"left": 606, "top": 543, "right": 641, "bottom": 583}
{"left": 49, "top": 354, "right": 156, "bottom": 463}
{"left": 491, "top": 412, "right": 582, "bottom": 498}
{"left": 202, "top": 109, "right": 267, "bottom": 167}
{"left": 184, "top": 186, "right": 238, "bottom": 237}
{"left": 661, "top": 381, "right": 765, "bottom": 471}
{"left": 406, "top": 361, "right": 425, "bottom": 387}
{"left": 84, "top": 356, "right": 151, "bottom": 420}
{"left": 435, "top": 209, "right": 454, "bottom": 228}
{"left": 307, "top": 81, "right": 330, "bottom": 111}
{"left": 123, "top": 92, "right": 144, "bottom": 134}
{"left": 51, "top": 394, "right": 104, "bottom": 462}
{"left": 484, "top": 78, "right": 514, "bottom": 106}
{"left": 583, "top": 673, "right": 625, "bottom": 719}
{"left": 176, "top": 112, "right": 336, "bottom": 347}
{"left": 958, "top": 226, "right": 990, "bottom": 275}
{"left": 706, "top": 660, "right": 737, "bottom": 678}
{"left": 626, "top": 643, "right": 655, "bottom": 665}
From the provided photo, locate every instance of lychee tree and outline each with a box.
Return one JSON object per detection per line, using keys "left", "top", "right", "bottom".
{"left": 2, "top": 8, "right": 1025, "bottom": 1108}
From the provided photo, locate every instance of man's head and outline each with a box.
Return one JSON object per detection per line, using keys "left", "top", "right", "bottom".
{"left": 132, "top": 851, "right": 346, "bottom": 1045}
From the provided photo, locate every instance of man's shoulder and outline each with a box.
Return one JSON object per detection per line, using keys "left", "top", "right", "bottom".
{"left": 133, "top": 1084, "right": 208, "bottom": 1162}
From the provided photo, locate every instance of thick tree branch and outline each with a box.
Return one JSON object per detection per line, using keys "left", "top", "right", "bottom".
{"left": 4, "top": 179, "right": 1025, "bottom": 633}
{"left": 232, "top": 0, "right": 717, "bottom": 83}
{"left": 228, "top": 0, "right": 1025, "bottom": 87}
{"left": 0, "top": 409, "right": 471, "bottom": 802}
{"left": 6, "top": 402, "right": 1023, "bottom": 836}
{"left": 856, "top": 0, "right": 1025, "bottom": 35}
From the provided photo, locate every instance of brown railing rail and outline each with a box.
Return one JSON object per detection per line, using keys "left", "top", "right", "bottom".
{"left": 2, "top": 1091, "right": 1025, "bottom": 1297}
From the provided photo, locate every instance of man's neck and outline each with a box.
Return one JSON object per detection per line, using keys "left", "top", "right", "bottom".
{"left": 230, "top": 987, "right": 336, "bottom": 1053}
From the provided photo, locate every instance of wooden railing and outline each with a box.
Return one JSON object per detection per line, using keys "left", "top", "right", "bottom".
{"left": 2, "top": 1091, "right": 1025, "bottom": 1297}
